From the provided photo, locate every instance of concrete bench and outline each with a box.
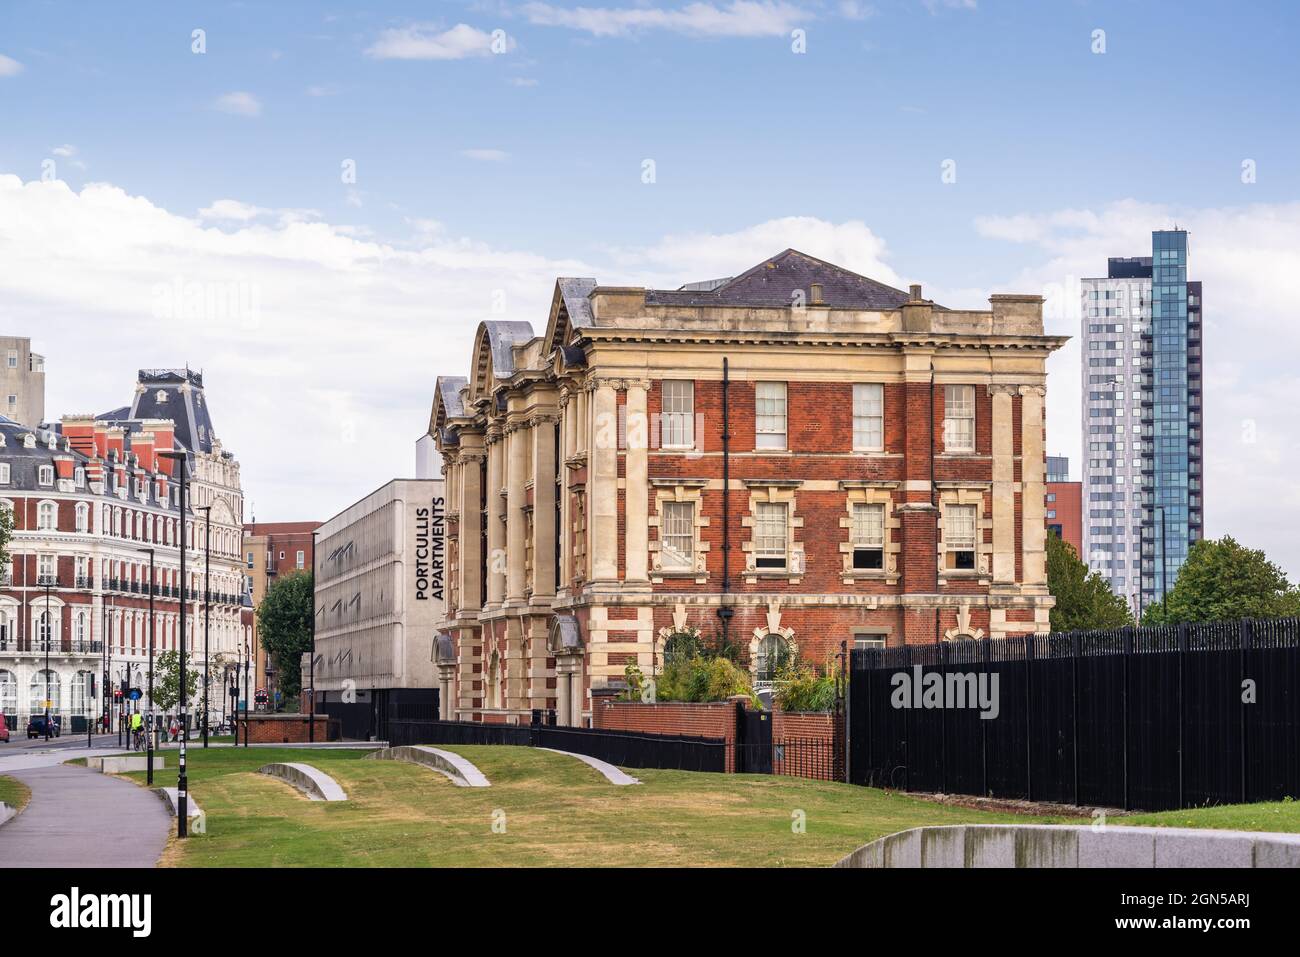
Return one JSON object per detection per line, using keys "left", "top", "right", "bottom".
{"left": 364, "top": 746, "right": 490, "bottom": 787}
{"left": 87, "top": 756, "right": 166, "bottom": 775}
{"left": 153, "top": 788, "right": 206, "bottom": 833}
{"left": 835, "top": 823, "right": 1300, "bottom": 868}
{"left": 0, "top": 801, "right": 16, "bottom": 828}
{"left": 538, "top": 748, "right": 641, "bottom": 786}
{"left": 256, "top": 763, "right": 348, "bottom": 802}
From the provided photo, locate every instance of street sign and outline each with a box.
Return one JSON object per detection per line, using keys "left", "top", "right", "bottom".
{"left": 128, "top": 688, "right": 142, "bottom": 701}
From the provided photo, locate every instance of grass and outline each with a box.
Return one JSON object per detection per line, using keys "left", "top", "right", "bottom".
{"left": 125, "top": 745, "right": 1052, "bottom": 868}
{"left": 1122, "top": 798, "right": 1300, "bottom": 833}
{"left": 0, "top": 774, "right": 32, "bottom": 813}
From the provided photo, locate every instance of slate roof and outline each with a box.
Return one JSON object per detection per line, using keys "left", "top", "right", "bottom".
{"left": 556, "top": 278, "right": 598, "bottom": 330}
{"left": 126, "top": 369, "right": 215, "bottom": 455}
{"left": 644, "top": 248, "right": 916, "bottom": 310}
{"left": 478, "top": 321, "right": 536, "bottom": 378}
{"left": 437, "top": 376, "right": 468, "bottom": 419}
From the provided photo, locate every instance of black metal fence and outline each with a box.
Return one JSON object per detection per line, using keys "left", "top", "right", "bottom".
{"left": 387, "top": 717, "right": 726, "bottom": 773}
{"left": 849, "top": 618, "right": 1300, "bottom": 811}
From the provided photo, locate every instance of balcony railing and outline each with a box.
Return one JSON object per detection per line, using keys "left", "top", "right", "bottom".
{"left": 75, "top": 575, "right": 92, "bottom": 589}
{"left": 36, "top": 575, "right": 58, "bottom": 587}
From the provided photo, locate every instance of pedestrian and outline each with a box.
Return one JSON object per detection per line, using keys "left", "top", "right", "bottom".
{"left": 169, "top": 717, "right": 180, "bottom": 742}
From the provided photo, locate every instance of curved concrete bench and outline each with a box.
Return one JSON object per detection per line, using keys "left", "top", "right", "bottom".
{"left": 257, "top": 763, "right": 348, "bottom": 802}
{"left": 538, "top": 748, "right": 640, "bottom": 786}
{"left": 835, "top": 823, "right": 1300, "bottom": 869}
{"left": 153, "top": 788, "right": 206, "bottom": 832}
{"left": 364, "top": 746, "right": 490, "bottom": 788}
{"left": 0, "top": 801, "right": 16, "bottom": 828}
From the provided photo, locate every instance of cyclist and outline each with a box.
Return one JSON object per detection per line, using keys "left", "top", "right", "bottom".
{"left": 130, "top": 710, "right": 144, "bottom": 750}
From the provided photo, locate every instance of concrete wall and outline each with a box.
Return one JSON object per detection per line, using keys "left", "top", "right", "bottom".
{"left": 836, "top": 824, "right": 1300, "bottom": 868}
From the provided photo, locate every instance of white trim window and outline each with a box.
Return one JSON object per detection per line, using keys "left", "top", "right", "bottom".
{"left": 754, "top": 502, "right": 788, "bottom": 570}
{"left": 755, "top": 382, "right": 787, "bottom": 450}
{"left": 851, "top": 503, "right": 886, "bottom": 570}
{"left": 75, "top": 502, "right": 89, "bottom": 533}
{"left": 944, "top": 504, "right": 978, "bottom": 570}
{"left": 660, "top": 380, "right": 695, "bottom": 449}
{"left": 852, "top": 384, "right": 884, "bottom": 451}
{"left": 659, "top": 501, "right": 694, "bottom": 570}
{"left": 37, "top": 501, "right": 57, "bottom": 531}
{"left": 943, "top": 385, "right": 976, "bottom": 453}
{"left": 38, "top": 464, "right": 54, "bottom": 486}
{"left": 0, "top": 463, "right": 9, "bottom": 485}
{"left": 296, "top": 550, "right": 305, "bottom": 569}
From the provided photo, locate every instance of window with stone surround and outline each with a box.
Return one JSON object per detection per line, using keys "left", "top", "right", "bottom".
{"left": 754, "top": 502, "right": 788, "bottom": 569}
{"left": 650, "top": 480, "right": 708, "bottom": 579}
{"left": 37, "top": 501, "right": 56, "bottom": 531}
{"left": 660, "top": 502, "right": 694, "bottom": 569}
{"left": 755, "top": 382, "right": 787, "bottom": 450}
{"left": 661, "top": 380, "right": 694, "bottom": 449}
{"left": 851, "top": 503, "right": 885, "bottom": 569}
{"left": 943, "top": 384, "right": 976, "bottom": 453}
{"left": 852, "top": 383, "right": 884, "bottom": 451}
{"left": 944, "top": 503, "right": 977, "bottom": 569}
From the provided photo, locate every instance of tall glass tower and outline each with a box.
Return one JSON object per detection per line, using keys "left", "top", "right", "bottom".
{"left": 1080, "top": 230, "right": 1202, "bottom": 616}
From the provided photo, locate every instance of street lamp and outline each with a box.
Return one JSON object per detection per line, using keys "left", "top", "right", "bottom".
{"left": 242, "top": 638, "right": 250, "bottom": 748}
{"left": 42, "top": 573, "right": 52, "bottom": 741}
{"left": 197, "top": 504, "right": 212, "bottom": 748}
{"left": 159, "top": 449, "right": 190, "bottom": 838}
{"left": 309, "top": 529, "right": 318, "bottom": 742}
{"left": 137, "top": 546, "right": 156, "bottom": 785}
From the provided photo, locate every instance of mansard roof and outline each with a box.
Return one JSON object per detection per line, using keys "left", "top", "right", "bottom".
{"left": 430, "top": 375, "right": 469, "bottom": 440}
{"left": 469, "top": 321, "right": 536, "bottom": 401}
{"left": 126, "top": 368, "right": 215, "bottom": 455}
{"left": 645, "top": 248, "right": 916, "bottom": 310}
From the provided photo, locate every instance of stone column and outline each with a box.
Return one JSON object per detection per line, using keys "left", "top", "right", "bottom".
{"left": 457, "top": 446, "right": 485, "bottom": 615}
{"left": 1020, "top": 385, "right": 1048, "bottom": 587}
{"left": 990, "top": 385, "right": 1017, "bottom": 586}
{"left": 624, "top": 379, "right": 650, "bottom": 584}
{"left": 589, "top": 379, "right": 620, "bottom": 583}
{"left": 506, "top": 421, "right": 528, "bottom": 603}
{"left": 555, "top": 668, "right": 571, "bottom": 726}
{"left": 559, "top": 389, "right": 574, "bottom": 592}
{"left": 486, "top": 429, "right": 505, "bottom": 606}
{"left": 532, "top": 414, "right": 558, "bottom": 598}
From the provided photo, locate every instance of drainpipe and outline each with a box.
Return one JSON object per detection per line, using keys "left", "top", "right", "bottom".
{"left": 717, "top": 357, "right": 733, "bottom": 644}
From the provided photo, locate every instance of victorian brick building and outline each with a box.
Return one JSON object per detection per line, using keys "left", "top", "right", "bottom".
{"left": 431, "top": 250, "right": 1066, "bottom": 725}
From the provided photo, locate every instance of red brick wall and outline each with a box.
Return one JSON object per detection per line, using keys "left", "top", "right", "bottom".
{"left": 771, "top": 710, "right": 840, "bottom": 781}
{"left": 236, "top": 714, "right": 331, "bottom": 743}
{"left": 592, "top": 699, "right": 738, "bottom": 770}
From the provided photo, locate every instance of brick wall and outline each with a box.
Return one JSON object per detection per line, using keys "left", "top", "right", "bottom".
{"left": 592, "top": 699, "right": 738, "bottom": 770}
{"left": 236, "top": 714, "right": 331, "bottom": 743}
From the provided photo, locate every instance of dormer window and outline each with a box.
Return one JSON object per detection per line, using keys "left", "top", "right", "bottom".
{"left": 23, "top": 434, "right": 35, "bottom": 449}
{"left": 38, "top": 465, "right": 54, "bottom": 486}
{"left": 74, "top": 467, "right": 85, "bottom": 488}
{"left": 156, "top": 390, "right": 168, "bottom": 403}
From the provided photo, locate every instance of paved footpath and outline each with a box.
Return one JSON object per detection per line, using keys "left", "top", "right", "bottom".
{"left": 0, "top": 748, "right": 170, "bottom": 867}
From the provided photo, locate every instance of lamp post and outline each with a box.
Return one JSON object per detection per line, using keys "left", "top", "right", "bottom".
{"left": 136, "top": 547, "right": 155, "bottom": 785}
{"left": 309, "top": 529, "right": 317, "bottom": 742}
{"left": 243, "top": 638, "right": 250, "bottom": 747}
{"left": 197, "top": 504, "right": 211, "bottom": 747}
{"left": 43, "top": 574, "right": 52, "bottom": 741}
{"left": 159, "top": 449, "right": 190, "bottom": 838}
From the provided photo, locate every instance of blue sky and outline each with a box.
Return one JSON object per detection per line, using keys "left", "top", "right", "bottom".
{"left": 1, "top": 1, "right": 1298, "bottom": 575}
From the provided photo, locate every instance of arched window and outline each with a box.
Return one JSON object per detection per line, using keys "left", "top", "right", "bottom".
{"left": 37, "top": 501, "right": 57, "bottom": 530}
{"left": 75, "top": 502, "right": 89, "bottom": 533}
{"left": 0, "top": 669, "right": 17, "bottom": 722}
{"left": 72, "top": 670, "right": 93, "bottom": 717}
{"left": 146, "top": 514, "right": 154, "bottom": 542}
{"left": 113, "top": 508, "right": 122, "bottom": 537}
{"left": 36, "top": 609, "right": 55, "bottom": 650}
{"left": 755, "top": 633, "right": 792, "bottom": 686}
{"left": 74, "top": 610, "right": 88, "bottom": 646}
{"left": 29, "top": 669, "right": 59, "bottom": 717}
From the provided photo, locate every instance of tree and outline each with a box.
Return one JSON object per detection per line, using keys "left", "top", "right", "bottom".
{"left": 1141, "top": 536, "right": 1300, "bottom": 625}
{"left": 0, "top": 503, "right": 12, "bottom": 572}
{"left": 256, "top": 571, "right": 314, "bottom": 703}
{"left": 1046, "top": 532, "right": 1134, "bottom": 632}
{"left": 150, "top": 650, "right": 199, "bottom": 714}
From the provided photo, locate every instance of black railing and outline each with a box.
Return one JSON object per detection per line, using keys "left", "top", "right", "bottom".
{"left": 849, "top": 617, "right": 1300, "bottom": 811}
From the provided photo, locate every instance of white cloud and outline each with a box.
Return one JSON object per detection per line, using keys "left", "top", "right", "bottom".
{"left": 519, "top": 1, "right": 810, "bottom": 38}
{"left": 51, "top": 144, "right": 76, "bottom": 157}
{"left": 975, "top": 199, "right": 1300, "bottom": 579}
{"left": 0, "top": 54, "right": 22, "bottom": 76}
{"left": 461, "top": 148, "right": 509, "bottom": 162}
{"left": 213, "top": 91, "right": 262, "bottom": 116}
{"left": 365, "top": 23, "right": 512, "bottom": 60}
{"left": 198, "top": 199, "right": 268, "bottom": 222}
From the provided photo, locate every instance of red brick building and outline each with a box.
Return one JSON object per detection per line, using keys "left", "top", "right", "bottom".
{"left": 1046, "top": 455, "right": 1083, "bottom": 556}
{"left": 431, "top": 250, "right": 1067, "bottom": 725}
{"left": 243, "top": 520, "right": 320, "bottom": 709}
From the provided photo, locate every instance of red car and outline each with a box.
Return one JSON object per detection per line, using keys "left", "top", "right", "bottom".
{"left": 0, "top": 722, "right": 9, "bottom": 743}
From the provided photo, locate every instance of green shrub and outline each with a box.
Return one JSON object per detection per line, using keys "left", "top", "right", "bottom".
{"left": 773, "top": 659, "right": 840, "bottom": 712}
{"left": 655, "top": 655, "right": 754, "bottom": 704}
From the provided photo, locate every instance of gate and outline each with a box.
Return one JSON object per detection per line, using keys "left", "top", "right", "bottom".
{"left": 735, "top": 703, "right": 773, "bottom": 774}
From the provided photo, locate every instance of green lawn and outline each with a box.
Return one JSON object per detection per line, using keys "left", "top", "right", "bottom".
{"left": 0, "top": 773, "right": 31, "bottom": 812}
{"left": 1122, "top": 799, "right": 1300, "bottom": 833}
{"left": 126, "top": 745, "right": 1058, "bottom": 868}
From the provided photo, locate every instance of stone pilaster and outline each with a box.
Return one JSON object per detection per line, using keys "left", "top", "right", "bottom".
{"left": 505, "top": 420, "right": 529, "bottom": 603}
{"left": 589, "top": 378, "right": 619, "bottom": 583}
{"left": 485, "top": 428, "right": 505, "bottom": 605}
{"left": 1020, "top": 384, "right": 1048, "bottom": 587}
{"left": 623, "top": 379, "right": 650, "bottom": 584}
{"left": 990, "top": 385, "right": 1017, "bottom": 586}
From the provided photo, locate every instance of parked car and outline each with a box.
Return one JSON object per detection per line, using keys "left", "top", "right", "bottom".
{"left": 26, "top": 715, "right": 61, "bottom": 739}
{"left": 0, "top": 722, "right": 10, "bottom": 743}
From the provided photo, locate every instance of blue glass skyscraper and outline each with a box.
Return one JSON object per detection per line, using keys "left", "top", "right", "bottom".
{"left": 1080, "top": 230, "right": 1202, "bottom": 615}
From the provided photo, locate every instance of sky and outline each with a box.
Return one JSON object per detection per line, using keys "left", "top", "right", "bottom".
{"left": 0, "top": 0, "right": 1298, "bottom": 577}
